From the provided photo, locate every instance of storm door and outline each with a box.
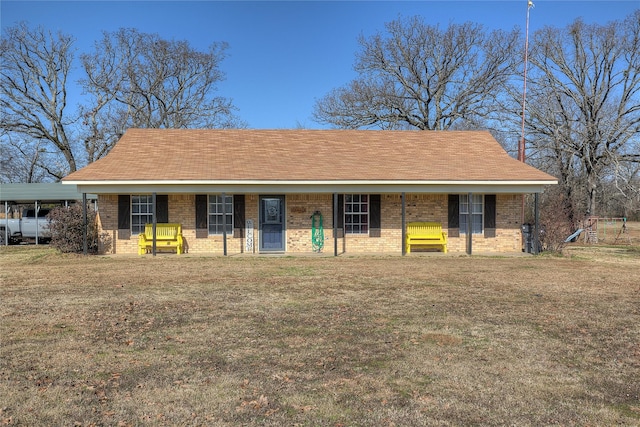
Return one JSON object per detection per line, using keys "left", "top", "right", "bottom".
{"left": 259, "top": 196, "right": 285, "bottom": 252}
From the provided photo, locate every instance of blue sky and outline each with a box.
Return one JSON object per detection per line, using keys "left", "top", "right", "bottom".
{"left": 1, "top": 1, "right": 638, "bottom": 129}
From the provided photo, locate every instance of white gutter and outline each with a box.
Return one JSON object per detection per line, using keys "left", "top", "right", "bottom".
{"left": 63, "top": 179, "right": 557, "bottom": 186}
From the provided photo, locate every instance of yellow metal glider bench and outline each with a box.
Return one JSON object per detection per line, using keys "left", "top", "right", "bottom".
{"left": 406, "top": 222, "right": 448, "bottom": 253}
{"left": 138, "top": 223, "right": 184, "bottom": 255}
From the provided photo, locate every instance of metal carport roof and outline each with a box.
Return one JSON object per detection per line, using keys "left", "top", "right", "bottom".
{"left": 0, "top": 183, "right": 97, "bottom": 203}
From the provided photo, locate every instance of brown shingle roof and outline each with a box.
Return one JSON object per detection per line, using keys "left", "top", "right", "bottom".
{"left": 63, "top": 129, "right": 556, "bottom": 182}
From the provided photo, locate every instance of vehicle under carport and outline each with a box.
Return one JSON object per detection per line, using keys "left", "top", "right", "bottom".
{"left": 0, "top": 183, "right": 96, "bottom": 245}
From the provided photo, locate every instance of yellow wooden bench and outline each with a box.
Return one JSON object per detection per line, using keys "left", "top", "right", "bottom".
{"left": 138, "top": 223, "right": 184, "bottom": 255}
{"left": 406, "top": 222, "right": 448, "bottom": 253}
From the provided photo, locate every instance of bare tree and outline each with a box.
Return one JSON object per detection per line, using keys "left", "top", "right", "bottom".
{"left": 609, "top": 154, "right": 640, "bottom": 218}
{"left": 0, "top": 22, "right": 77, "bottom": 179}
{"left": 0, "top": 129, "right": 50, "bottom": 183}
{"left": 80, "top": 28, "right": 245, "bottom": 162}
{"left": 525, "top": 11, "right": 640, "bottom": 218}
{"left": 313, "top": 17, "right": 520, "bottom": 130}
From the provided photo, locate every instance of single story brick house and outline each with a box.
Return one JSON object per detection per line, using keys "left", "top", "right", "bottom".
{"left": 62, "top": 129, "right": 557, "bottom": 255}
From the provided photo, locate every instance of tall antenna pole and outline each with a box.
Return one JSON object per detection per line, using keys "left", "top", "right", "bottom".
{"left": 519, "top": 0, "right": 533, "bottom": 163}
{"left": 520, "top": 0, "right": 533, "bottom": 226}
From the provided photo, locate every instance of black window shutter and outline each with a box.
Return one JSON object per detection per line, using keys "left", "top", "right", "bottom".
{"left": 117, "top": 195, "right": 131, "bottom": 239}
{"left": 484, "top": 194, "right": 496, "bottom": 238}
{"left": 448, "top": 194, "right": 460, "bottom": 238}
{"left": 118, "top": 195, "right": 130, "bottom": 229}
{"left": 335, "top": 194, "right": 344, "bottom": 238}
{"left": 369, "top": 194, "right": 381, "bottom": 237}
{"left": 156, "top": 195, "right": 169, "bottom": 223}
{"left": 233, "top": 195, "right": 245, "bottom": 238}
{"left": 195, "top": 194, "right": 208, "bottom": 238}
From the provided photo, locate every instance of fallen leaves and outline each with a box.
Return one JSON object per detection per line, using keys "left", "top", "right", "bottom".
{"left": 2, "top": 249, "right": 640, "bottom": 425}
{"left": 236, "top": 394, "right": 280, "bottom": 416}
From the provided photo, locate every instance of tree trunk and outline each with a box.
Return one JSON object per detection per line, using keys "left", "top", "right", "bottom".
{"left": 587, "top": 173, "right": 598, "bottom": 217}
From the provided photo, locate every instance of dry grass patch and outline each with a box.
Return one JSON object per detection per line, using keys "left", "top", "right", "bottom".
{"left": 1, "top": 245, "right": 639, "bottom": 425}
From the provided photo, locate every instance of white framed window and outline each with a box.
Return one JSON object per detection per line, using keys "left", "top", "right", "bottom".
{"left": 345, "top": 194, "right": 369, "bottom": 234}
{"left": 209, "top": 194, "right": 233, "bottom": 234}
{"left": 131, "top": 195, "right": 153, "bottom": 235}
{"left": 460, "top": 194, "right": 483, "bottom": 234}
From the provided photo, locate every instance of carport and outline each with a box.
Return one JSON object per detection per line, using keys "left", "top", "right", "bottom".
{"left": 0, "top": 183, "right": 97, "bottom": 246}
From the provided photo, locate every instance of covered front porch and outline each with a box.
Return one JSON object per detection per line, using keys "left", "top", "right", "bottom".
{"left": 85, "top": 188, "right": 542, "bottom": 256}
